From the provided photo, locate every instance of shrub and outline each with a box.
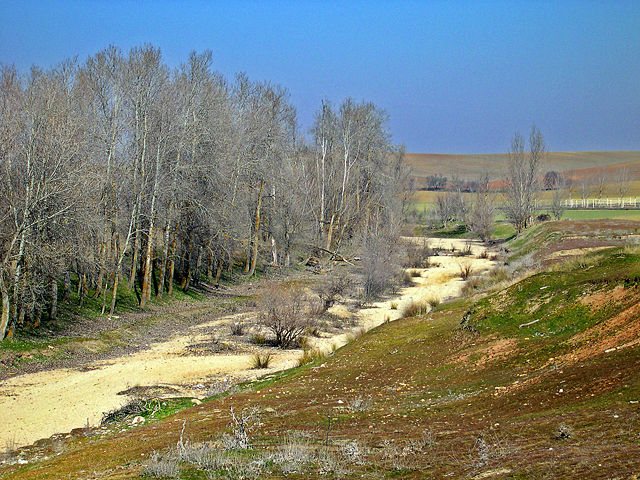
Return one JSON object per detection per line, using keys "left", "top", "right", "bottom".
{"left": 401, "top": 299, "right": 431, "bottom": 318}
{"left": 314, "top": 274, "right": 353, "bottom": 313}
{"left": 141, "top": 451, "right": 180, "bottom": 478}
{"left": 427, "top": 296, "right": 441, "bottom": 308}
{"left": 461, "top": 276, "right": 485, "bottom": 295}
{"left": 554, "top": 422, "right": 573, "bottom": 439}
{"left": 403, "top": 239, "right": 432, "bottom": 268}
{"left": 297, "top": 348, "right": 327, "bottom": 367}
{"left": 390, "top": 301, "right": 398, "bottom": 310}
{"left": 273, "top": 432, "right": 313, "bottom": 474}
{"left": 347, "top": 396, "right": 372, "bottom": 412}
{"left": 229, "top": 323, "right": 244, "bottom": 336}
{"left": 251, "top": 353, "right": 272, "bottom": 369}
{"left": 400, "top": 270, "right": 414, "bottom": 286}
{"left": 489, "top": 266, "right": 508, "bottom": 283}
{"left": 259, "top": 283, "right": 316, "bottom": 348}
{"left": 296, "top": 336, "right": 311, "bottom": 350}
{"left": 458, "top": 260, "right": 473, "bottom": 279}
{"left": 361, "top": 232, "right": 400, "bottom": 300}
{"left": 409, "top": 269, "right": 422, "bottom": 277}
{"left": 454, "top": 243, "right": 473, "bottom": 257}
{"left": 250, "top": 333, "right": 266, "bottom": 345}
{"left": 222, "top": 406, "right": 261, "bottom": 450}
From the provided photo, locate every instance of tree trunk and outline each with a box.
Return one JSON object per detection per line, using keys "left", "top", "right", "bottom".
{"left": 50, "top": 280, "right": 58, "bottom": 322}
{"left": 94, "top": 242, "right": 107, "bottom": 297}
{"left": 128, "top": 229, "right": 140, "bottom": 289}
{"left": 248, "top": 180, "right": 265, "bottom": 276}
{"left": 326, "top": 213, "right": 335, "bottom": 251}
{"left": 158, "top": 223, "right": 169, "bottom": 298}
{"left": 215, "top": 259, "right": 222, "bottom": 283}
{"left": 139, "top": 222, "right": 154, "bottom": 307}
{"left": 167, "top": 228, "right": 177, "bottom": 295}
{"left": 63, "top": 271, "right": 71, "bottom": 301}
{"left": 0, "top": 271, "right": 10, "bottom": 340}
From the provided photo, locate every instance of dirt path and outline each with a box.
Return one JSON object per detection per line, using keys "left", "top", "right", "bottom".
{"left": 0, "top": 238, "right": 495, "bottom": 452}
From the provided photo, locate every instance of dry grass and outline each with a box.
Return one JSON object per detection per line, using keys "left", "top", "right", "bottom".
{"left": 251, "top": 353, "right": 272, "bottom": 369}
{"left": 297, "top": 348, "right": 327, "bottom": 367}
{"left": 458, "top": 260, "right": 473, "bottom": 280}
{"left": 401, "top": 299, "right": 431, "bottom": 318}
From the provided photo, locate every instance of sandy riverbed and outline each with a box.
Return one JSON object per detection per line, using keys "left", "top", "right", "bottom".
{"left": 0, "top": 238, "right": 495, "bottom": 452}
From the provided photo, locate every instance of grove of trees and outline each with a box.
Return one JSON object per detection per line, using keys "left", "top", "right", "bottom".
{"left": 0, "top": 45, "right": 407, "bottom": 339}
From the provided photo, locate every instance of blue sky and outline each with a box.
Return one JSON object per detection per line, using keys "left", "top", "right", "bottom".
{"left": 1, "top": 0, "right": 638, "bottom": 153}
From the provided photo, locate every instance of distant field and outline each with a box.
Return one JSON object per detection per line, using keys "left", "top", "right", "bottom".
{"left": 406, "top": 151, "right": 640, "bottom": 181}
{"left": 413, "top": 180, "right": 640, "bottom": 205}
{"left": 561, "top": 209, "right": 640, "bottom": 221}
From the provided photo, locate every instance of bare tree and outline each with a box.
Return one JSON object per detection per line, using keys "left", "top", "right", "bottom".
{"left": 468, "top": 173, "right": 495, "bottom": 242}
{"left": 549, "top": 172, "right": 567, "bottom": 220}
{"left": 504, "top": 125, "right": 545, "bottom": 232}
{"left": 259, "top": 283, "right": 314, "bottom": 348}
{"left": 615, "top": 167, "right": 631, "bottom": 205}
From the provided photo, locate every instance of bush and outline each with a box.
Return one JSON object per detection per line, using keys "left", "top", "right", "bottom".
{"left": 223, "top": 406, "right": 261, "bottom": 450}
{"left": 454, "top": 243, "right": 473, "bottom": 257}
{"left": 401, "top": 299, "right": 431, "bottom": 318}
{"left": 250, "top": 333, "right": 266, "bottom": 345}
{"left": 361, "top": 232, "right": 400, "bottom": 300}
{"left": 297, "top": 348, "right": 327, "bottom": 367}
{"left": 251, "top": 353, "right": 272, "bottom": 369}
{"left": 229, "top": 322, "right": 244, "bottom": 336}
{"left": 314, "top": 274, "right": 352, "bottom": 313}
{"left": 141, "top": 451, "right": 180, "bottom": 478}
{"left": 409, "top": 269, "right": 422, "bottom": 277}
{"left": 390, "top": 301, "right": 398, "bottom": 310}
{"left": 427, "top": 296, "right": 440, "bottom": 308}
{"left": 403, "top": 240, "right": 432, "bottom": 268}
{"left": 259, "top": 283, "right": 316, "bottom": 348}
{"left": 400, "top": 270, "right": 414, "bottom": 286}
{"left": 347, "top": 396, "right": 372, "bottom": 412}
{"left": 461, "top": 276, "right": 485, "bottom": 295}
{"left": 458, "top": 260, "right": 473, "bottom": 279}
{"left": 554, "top": 422, "right": 573, "bottom": 439}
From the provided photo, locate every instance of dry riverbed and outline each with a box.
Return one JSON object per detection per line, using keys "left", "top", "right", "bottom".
{"left": 0, "top": 238, "right": 496, "bottom": 454}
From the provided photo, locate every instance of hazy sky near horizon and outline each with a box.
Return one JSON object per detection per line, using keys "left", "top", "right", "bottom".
{"left": 1, "top": 0, "right": 638, "bottom": 154}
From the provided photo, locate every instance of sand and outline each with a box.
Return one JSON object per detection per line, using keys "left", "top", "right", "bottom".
{"left": 0, "top": 237, "right": 495, "bottom": 451}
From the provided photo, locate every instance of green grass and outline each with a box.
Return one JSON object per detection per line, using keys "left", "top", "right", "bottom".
{"left": 561, "top": 209, "right": 640, "bottom": 221}
{"left": 4, "top": 224, "right": 640, "bottom": 479}
{"left": 470, "top": 247, "right": 640, "bottom": 339}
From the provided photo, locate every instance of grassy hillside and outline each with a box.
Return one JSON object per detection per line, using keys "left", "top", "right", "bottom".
{"left": 406, "top": 151, "right": 640, "bottom": 181}
{"left": 3, "top": 221, "right": 640, "bottom": 479}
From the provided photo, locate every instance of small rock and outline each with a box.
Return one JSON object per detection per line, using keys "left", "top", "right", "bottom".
{"left": 131, "top": 416, "right": 145, "bottom": 425}
{"left": 192, "top": 399, "right": 202, "bottom": 405}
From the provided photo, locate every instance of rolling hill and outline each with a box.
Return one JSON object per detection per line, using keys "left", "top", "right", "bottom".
{"left": 406, "top": 151, "right": 640, "bottom": 181}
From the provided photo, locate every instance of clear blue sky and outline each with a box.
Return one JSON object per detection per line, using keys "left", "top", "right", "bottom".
{"left": 1, "top": 0, "right": 638, "bottom": 153}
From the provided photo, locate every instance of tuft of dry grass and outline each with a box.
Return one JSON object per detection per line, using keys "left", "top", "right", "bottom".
{"left": 297, "top": 348, "right": 327, "bottom": 367}
{"left": 458, "top": 260, "right": 473, "bottom": 279}
{"left": 401, "top": 299, "right": 431, "bottom": 318}
{"left": 251, "top": 353, "right": 272, "bottom": 369}
{"left": 229, "top": 323, "right": 244, "bottom": 336}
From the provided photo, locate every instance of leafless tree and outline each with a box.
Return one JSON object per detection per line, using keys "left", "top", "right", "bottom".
{"left": 504, "top": 125, "right": 545, "bottom": 232}
{"left": 0, "top": 44, "right": 407, "bottom": 339}
{"left": 549, "top": 173, "right": 567, "bottom": 220}
{"left": 468, "top": 173, "right": 495, "bottom": 242}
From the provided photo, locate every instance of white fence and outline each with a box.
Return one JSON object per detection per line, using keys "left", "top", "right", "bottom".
{"left": 563, "top": 198, "right": 640, "bottom": 209}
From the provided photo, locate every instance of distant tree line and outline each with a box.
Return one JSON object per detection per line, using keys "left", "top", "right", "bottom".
{"left": 0, "top": 45, "right": 407, "bottom": 339}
